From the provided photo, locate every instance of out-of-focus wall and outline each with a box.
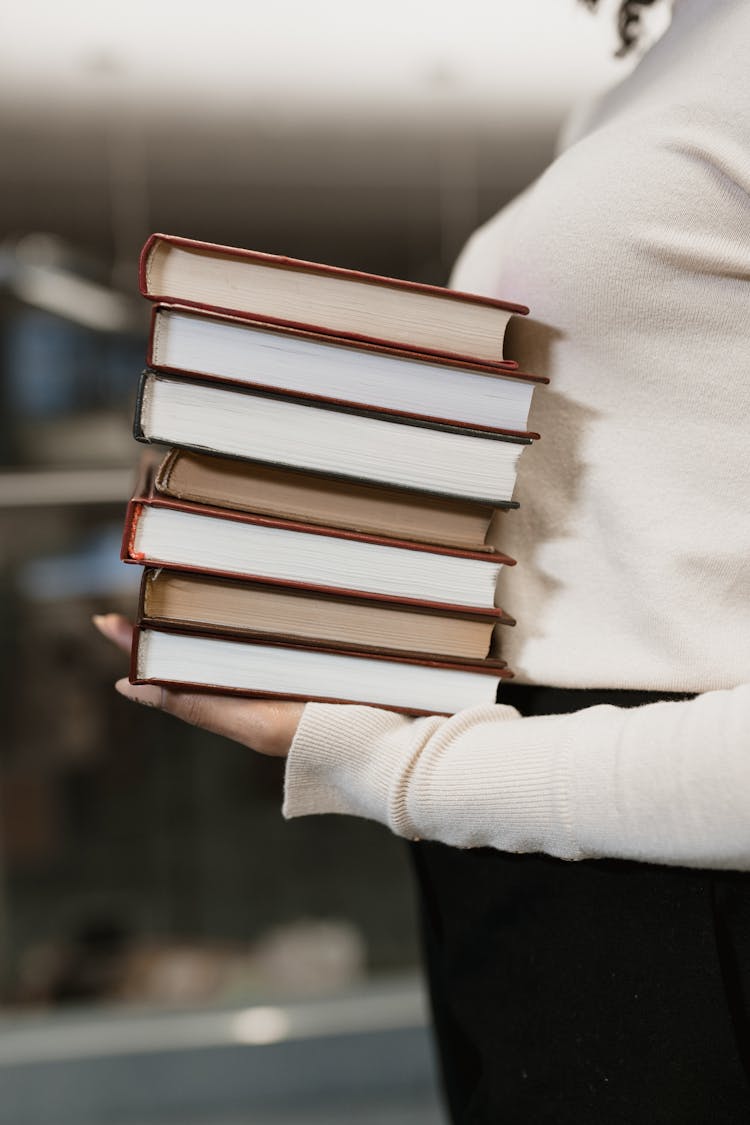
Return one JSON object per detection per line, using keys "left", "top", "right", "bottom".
{"left": 1, "top": 0, "right": 624, "bottom": 278}
{"left": 0, "top": 4, "right": 631, "bottom": 1118}
{"left": 0, "top": 0, "right": 629, "bottom": 993}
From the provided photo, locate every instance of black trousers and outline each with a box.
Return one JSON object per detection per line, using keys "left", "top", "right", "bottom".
{"left": 409, "top": 684, "right": 750, "bottom": 1124}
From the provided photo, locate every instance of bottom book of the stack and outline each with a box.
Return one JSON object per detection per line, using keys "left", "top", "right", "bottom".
{"left": 131, "top": 626, "right": 512, "bottom": 716}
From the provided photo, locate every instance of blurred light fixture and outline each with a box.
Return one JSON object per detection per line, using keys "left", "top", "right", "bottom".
{"left": 11, "top": 264, "right": 136, "bottom": 333}
{"left": 0, "top": 236, "right": 142, "bottom": 333}
{"left": 232, "top": 1007, "right": 290, "bottom": 1046}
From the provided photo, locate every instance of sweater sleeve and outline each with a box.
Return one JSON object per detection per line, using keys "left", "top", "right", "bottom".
{"left": 282, "top": 683, "right": 750, "bottom": 870}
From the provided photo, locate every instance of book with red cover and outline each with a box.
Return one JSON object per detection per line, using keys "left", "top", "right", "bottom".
{"left": 130, "top": 624, "right": 513, "bottom": 717}
{"left": 139, "top": 233, "right": 528, "bottom": 367}
{"left": 146, "top": 303, "right": 546, "bottom": 439}
{"left": 121, "top": 462, "right": 515, "bottom": 615}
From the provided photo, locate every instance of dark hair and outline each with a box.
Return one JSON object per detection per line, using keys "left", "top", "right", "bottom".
{"left": 581, "top": 0, "right": 660, "bottom": 56}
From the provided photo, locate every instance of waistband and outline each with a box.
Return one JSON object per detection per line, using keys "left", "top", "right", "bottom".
{"left": 497, "top": 682, "right": 696, "bottom": 718}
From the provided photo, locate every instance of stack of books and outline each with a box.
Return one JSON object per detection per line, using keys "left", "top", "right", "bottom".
{"left": 120, "top": 234, "right": 546, "bottom": 715}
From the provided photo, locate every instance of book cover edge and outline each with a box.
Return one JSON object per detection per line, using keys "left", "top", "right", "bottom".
{"left": 139, "top": 233, "right": 530, "bottom": 316}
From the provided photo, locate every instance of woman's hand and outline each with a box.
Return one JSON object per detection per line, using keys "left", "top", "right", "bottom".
{"left": 93, "top": 614, "right": 304, "bottom": 757}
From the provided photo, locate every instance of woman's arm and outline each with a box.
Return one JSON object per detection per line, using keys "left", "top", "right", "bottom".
{"left": 96, "top": 613, "right": 750, "bottom": 871}
{"left": 94, "top": 614, "right": 303, "bottom": 758}
{"left": 284, "top": 684, "right": 750, "bottom": 870}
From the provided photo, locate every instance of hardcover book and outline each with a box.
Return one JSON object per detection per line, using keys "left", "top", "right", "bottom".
{"left": 132, "top": 625, "right": 513, "bottom": 716}
{"left": 155, "top": 448, "right": 512, "bottom": 546}
{"left": 134, "top": 371, "right": 531, "bottom": 506}
{"left": 148, "top": 304, "right": 546, "bottom": 436}
{"left": 139, "top": 234, "right": 529, "bottom": 365}
{"left": 138, "top": 568, "right": 515, "bottom": 661}
{"left": 121, "top": 469, "right": 515, "bottom": 613}
{"left": 122, "top": 232, "right": 544, "bottom": 707}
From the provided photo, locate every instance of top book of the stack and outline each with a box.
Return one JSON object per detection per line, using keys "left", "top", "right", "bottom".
{"left": 139, "top": 233, "right": 529, "bottom": 367}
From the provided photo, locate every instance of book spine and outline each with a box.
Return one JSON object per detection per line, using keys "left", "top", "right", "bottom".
{"left": 129, "top": 622, "right": 141, "bottom": 683}
{"left": 132, "top": 370, "right": 149, "bottom": 442}
{"left": 153, "top": 448, "right": 179, "bottom": 493}
{"left": 136, "top": 567, "right": 149, "bottom": 620}
{"left": 120, "top": 500, "right": 144, "bottom": 563}
{"left": 145, "top": 304, "right": 159, "bottom": 369}
{"left": 138, "top": 234, "right": 158, "bottom": 298}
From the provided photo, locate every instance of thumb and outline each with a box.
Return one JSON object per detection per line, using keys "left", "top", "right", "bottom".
{"left": 115, "top": 679, "right": 164, "bottom": 709}
{"left": 115, "top": 678, "right": 232, "bottom": 731}
{"left": 114, "top": 678, "right": 302, "bottom": 757}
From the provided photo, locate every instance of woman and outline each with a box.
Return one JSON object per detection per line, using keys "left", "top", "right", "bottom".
{"left": 96, "top": 0, "right": 750, "bottom": 1119}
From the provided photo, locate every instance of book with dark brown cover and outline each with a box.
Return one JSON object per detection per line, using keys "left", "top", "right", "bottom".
{"left": 129, "top": 624, "right": 513, "bottom": 717}
{"left": 132, "top": 370, "right": 532, "bottom": 508}
{"left": 146, "top": 303, "right": 546, "bottom": 439}
{"left": 139, "top": 233, "right": 528, "bottom": 368}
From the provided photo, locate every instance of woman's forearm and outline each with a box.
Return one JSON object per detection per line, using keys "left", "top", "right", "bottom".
{"left": 283, "top": 683, "right": 750, "bottom": 870}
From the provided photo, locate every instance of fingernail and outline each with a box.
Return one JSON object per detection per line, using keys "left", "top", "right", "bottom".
{"left": 115, "top": 678, "right": 163, "bottom": 709}
{"left": 93, "top": 613, "right": 117, "bottom": 633}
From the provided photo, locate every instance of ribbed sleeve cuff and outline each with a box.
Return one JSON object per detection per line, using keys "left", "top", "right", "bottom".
{"left": 283, "top": 701, "right": 582, "bottom": 859}
{"left": 282, "top": 703, "right": 444, "bottom": 828}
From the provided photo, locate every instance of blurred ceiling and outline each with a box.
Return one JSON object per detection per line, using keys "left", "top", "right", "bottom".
{"left": 2, "top": 1, "right": 622, "bottom": 121}
{"left": 0, "top": 1, "right": 630, "bottom": 277}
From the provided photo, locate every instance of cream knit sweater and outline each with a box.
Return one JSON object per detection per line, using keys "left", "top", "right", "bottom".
{"left": 284, "top": 0, "right": 750, "bottom": 870}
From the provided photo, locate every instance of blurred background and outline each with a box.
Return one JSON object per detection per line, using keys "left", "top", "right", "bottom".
{"left": 0, "top": 1, "right": 631, "bottom": 1121}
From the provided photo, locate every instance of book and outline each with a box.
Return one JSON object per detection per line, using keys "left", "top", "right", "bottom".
{"left": 131, "top": 626, "right": 512, "bottom": 716}
{"left": 138, "top": 568, "right": 515, "bottom": 661}
{"left": 122, "top": 232, "right": 543, "bottom": 709}
{"left": 148, "top": 304, "right": 546, "bottom": 436}
{"left": 139, "top": 234, "right": 528, "bottom": 365}
{"left": 121, "top": 480, "right": 515, "bottom": 613}
{"left": 155, "top": 448, "right": 511, "bottom": 548}
{"left": 134, "top": 371, "right": 531, "bottom": 506}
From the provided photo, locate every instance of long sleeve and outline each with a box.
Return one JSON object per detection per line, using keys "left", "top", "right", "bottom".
{"left": 284, "top": 684, "right": 750, "bottom": 869}
{"left": 283, "top": 0, "right": 750, "bottom": 873}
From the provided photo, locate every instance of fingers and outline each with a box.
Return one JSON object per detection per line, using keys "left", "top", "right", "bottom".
{"left": 115, "top": 679, "right": 164, "bottom": 709}
{"left": 115, "top": 678, "right": 304, "bottom": 757}
{"left": 93, "top": 613, "right": 133, "bottom": 654}
{"left": 100, "top": 616, "right": 305, "bottom": 756}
